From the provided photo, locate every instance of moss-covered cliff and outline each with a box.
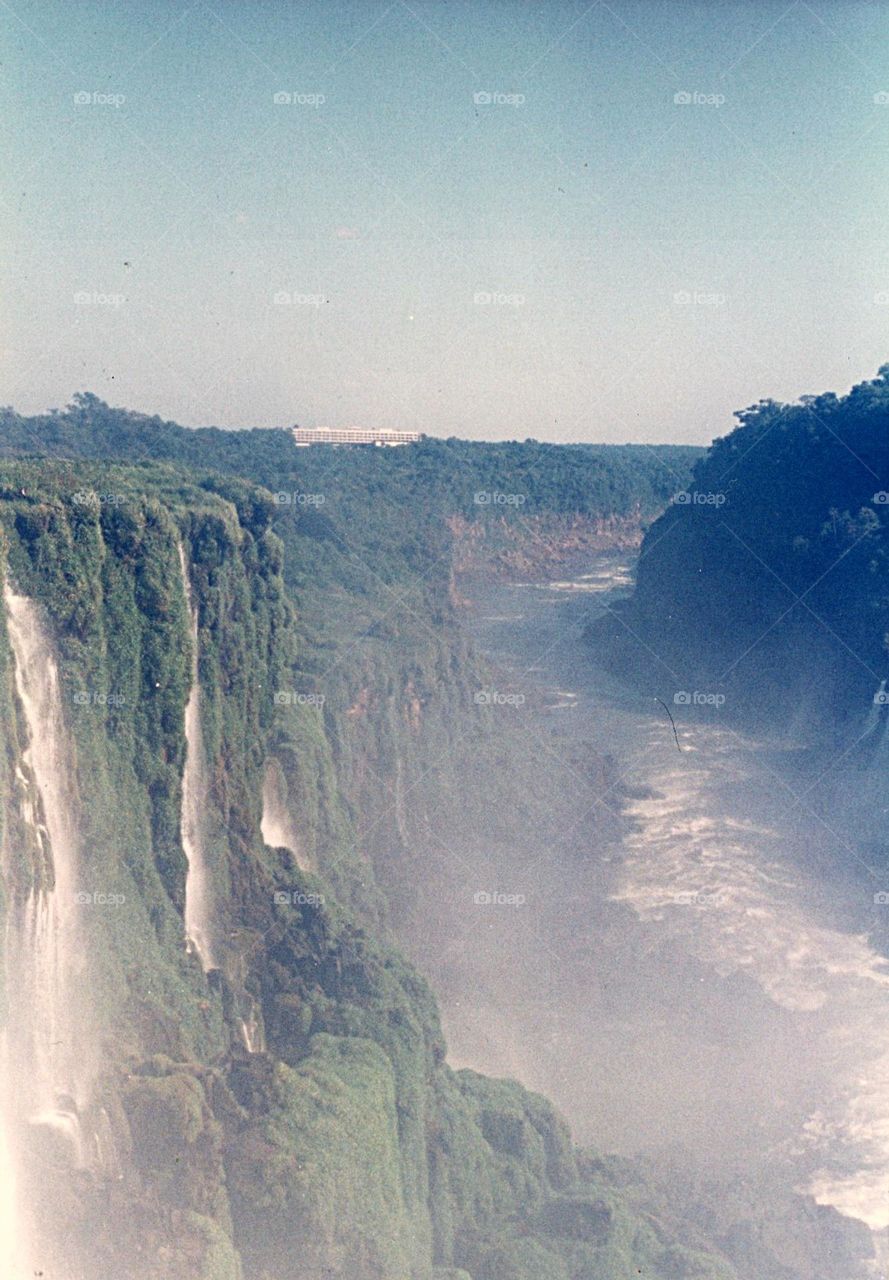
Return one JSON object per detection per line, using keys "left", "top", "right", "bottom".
{"left": 0, "top": 457, "right": 741, "bottom": 1280}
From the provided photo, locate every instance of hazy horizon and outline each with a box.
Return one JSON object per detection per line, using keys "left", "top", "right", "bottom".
{"left": 5, "top": 0, "right": 889, "bottom": 444}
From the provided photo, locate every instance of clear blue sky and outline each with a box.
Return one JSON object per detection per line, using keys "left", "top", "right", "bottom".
{"left": 3, "top": 0, "right": 889, "bottom": 442}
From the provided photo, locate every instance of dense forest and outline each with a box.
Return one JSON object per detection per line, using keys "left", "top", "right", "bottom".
{"left": 594, "top": 366, "right": 889, "bottom": 737}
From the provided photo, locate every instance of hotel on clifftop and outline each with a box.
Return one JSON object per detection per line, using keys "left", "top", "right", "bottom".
{"left": 292, "top": 426, "right": 420, "bottom": 447}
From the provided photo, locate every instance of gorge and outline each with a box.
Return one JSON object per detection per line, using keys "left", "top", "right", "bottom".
{"left": 0, "top": 385, "right": 885, "bottom": 1278}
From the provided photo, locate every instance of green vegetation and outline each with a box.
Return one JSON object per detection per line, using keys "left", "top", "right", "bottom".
{"left": 0, "top": 395, "right": 868, "bottom": 1278}
{"left": 0, "top": 438, "right": 739, "bottom": 1279}
{"left": 597, "top": 365, "right": 889, "bottom": 731}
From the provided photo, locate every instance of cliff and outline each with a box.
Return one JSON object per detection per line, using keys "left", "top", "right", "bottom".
{"left": 0, "top": 455, "right": 738, "bottom": 1280}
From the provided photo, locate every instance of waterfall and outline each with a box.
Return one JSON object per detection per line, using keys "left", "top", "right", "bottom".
{"left": 261, "top": 758, "right": 312, "bottom": 871}
{"left": 178, "top": 545, "right": 218, "bottom": 971}
{"left": 1, "top": 586, "right": 92, "bottom": 1277}
{"left": 239, "top": 997, "right": 266, "bottom": 1055}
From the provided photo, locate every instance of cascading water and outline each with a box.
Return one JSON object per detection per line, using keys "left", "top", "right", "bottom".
{"left": 260, "top": 758, "right": 311, "bottom": 871}
{"left": 0, "top": 585, "right": 93, "bottom": 1277}
{"left": 179, "top": 544, "right": 218, "bottom": 971}
{"left": 239, "top": 999, "right": 266, "bottom": 1055}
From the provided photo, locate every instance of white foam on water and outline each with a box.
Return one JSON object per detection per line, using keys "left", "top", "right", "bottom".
{"left": 614, "top": 732, "right": 889, "bottom": 1231}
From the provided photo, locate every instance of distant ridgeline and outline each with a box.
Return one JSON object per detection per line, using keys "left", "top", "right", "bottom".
{"left": 0, "top": 393, "right": 698, "bottom": 525}
{"left": 590, "top": 366, "right": 889, "bottom": 739}
{"left": 0, "top": 399, "right": 862, "bottom": 1280}
{"left": 0, "top": 395, "right": 702, "bottom": 643}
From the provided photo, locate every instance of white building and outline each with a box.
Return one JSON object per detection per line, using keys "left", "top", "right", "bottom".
{"left": 292, "top": 426, "right": 420, "bottom": 447}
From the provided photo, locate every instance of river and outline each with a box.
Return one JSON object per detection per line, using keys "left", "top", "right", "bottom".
{"left": 441, "top": 549, "right": 889, "bottom": 1263}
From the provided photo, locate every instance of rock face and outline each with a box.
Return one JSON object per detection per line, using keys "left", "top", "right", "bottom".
{"left": 0, "top": 460, "right": 742, "bottom": 1280}
{"left": 447, "top": 511, "right": 646, "bottom": 580}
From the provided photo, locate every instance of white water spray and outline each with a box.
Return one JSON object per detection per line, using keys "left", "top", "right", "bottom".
{"left": 0, "top": 586, "right": 92, "bottom": 1277}
{"left": 260, "top": 759, "right": 311, "bottom": 871}
{"left": 239, "top": 999, "right": 266, "bottom": 1055}
{"left": 179, "top": 545, "right": 217, "bottom": 971}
